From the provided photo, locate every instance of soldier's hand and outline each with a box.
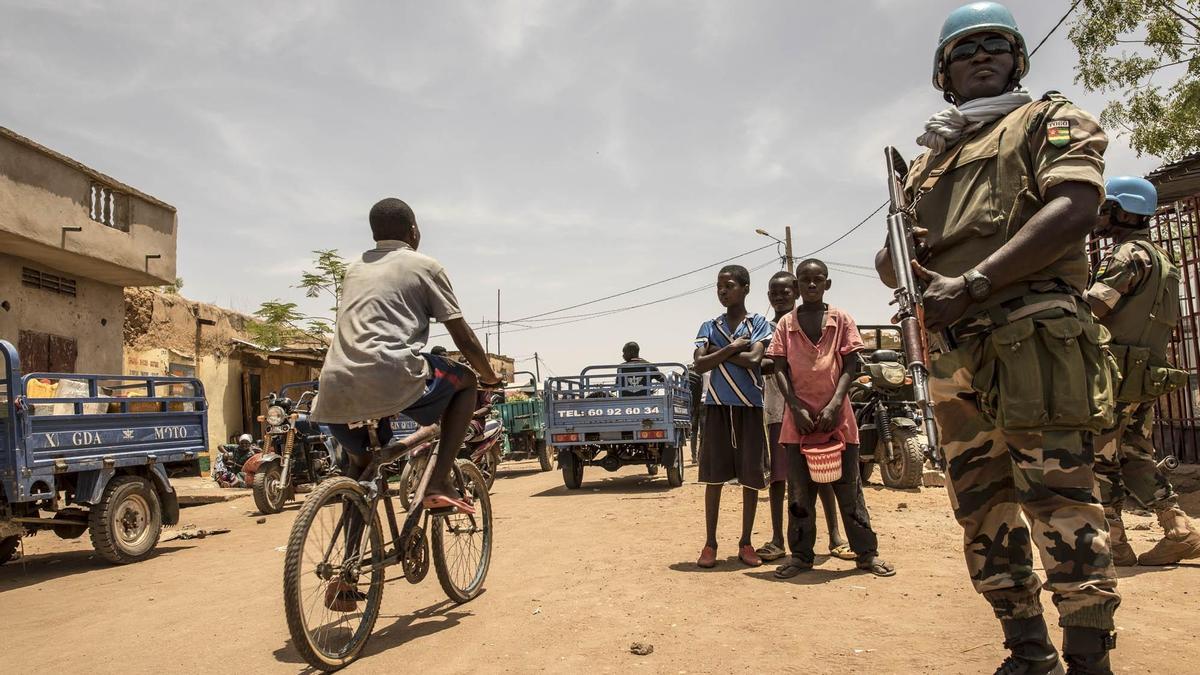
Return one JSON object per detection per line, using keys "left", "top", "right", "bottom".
{"left": 912, "top": 261, "right": 971, "bottom": 333}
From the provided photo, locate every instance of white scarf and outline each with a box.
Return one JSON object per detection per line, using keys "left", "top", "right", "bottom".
{"left": 916, "top": 88, "right": 1033, "bottom": 154}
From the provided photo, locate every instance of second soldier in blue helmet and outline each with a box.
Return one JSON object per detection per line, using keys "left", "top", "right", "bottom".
{"left": 874, "top": 3, "right": 1120, "bottom": 673}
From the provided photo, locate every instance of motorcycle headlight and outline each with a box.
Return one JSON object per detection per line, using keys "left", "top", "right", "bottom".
{"left": 265, "top": 405, "right": 287, "bottom": 427}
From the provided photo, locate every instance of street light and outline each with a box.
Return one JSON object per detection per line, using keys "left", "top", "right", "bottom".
{"left": 756, "top": 227, "right": 794, "bottom": 274}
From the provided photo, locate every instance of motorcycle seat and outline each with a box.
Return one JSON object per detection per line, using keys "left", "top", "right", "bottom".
{"left": 870, "top": 350, "right": 901, "bottom": 363}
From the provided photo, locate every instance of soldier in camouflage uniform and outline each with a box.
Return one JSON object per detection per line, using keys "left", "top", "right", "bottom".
{"left": 1086, "top": 176, "right": 1200, "bottom": 567}
{"left": 875, "top": 4, "right": 1118, "bottom": 673}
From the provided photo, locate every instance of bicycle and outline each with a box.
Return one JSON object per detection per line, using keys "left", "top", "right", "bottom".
{"left": 282, "top": 411, "right": 493, "bottom": 671}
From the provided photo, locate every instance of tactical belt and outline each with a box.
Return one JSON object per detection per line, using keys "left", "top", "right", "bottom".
{"left": 941, "top": 284, "right": 1084, "bottom": 348}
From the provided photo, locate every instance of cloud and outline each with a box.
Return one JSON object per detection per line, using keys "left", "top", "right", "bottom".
{"left": 0, "top": 0, "right": 1174, "bottom": 375}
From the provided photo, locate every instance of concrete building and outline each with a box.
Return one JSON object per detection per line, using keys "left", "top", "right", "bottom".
{"left": 0, "top": 126, "right": 176, "bottom": 374}
{"left": 124, "top": 288, "right": 324, "bottom": 458}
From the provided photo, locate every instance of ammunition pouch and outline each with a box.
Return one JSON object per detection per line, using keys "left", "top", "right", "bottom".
{"left": 1108, "top": 344, "right": 1189, "bottom": 403}
{"left": 971, "top": 313, "right": 1118, "bottom": 433}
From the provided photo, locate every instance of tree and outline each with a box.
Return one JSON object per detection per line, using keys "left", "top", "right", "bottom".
{"left": 1069, "top": 0, "right": 1200, "bottom": 160}
{"left": 249, "top": 250, "right": 346, "bottom": 348}
{"left": 161, "top": 276, "right": 184, "bottom": 294}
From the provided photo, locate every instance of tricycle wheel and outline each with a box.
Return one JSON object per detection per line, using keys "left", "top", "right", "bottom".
{"left": 860, "top": 460, "right": 876, "bottom": 486}
{"left": 536, "top": 440, "right": 553, "bottom": 472}
{"left": 88, "top": 475, "right": 163, "bottom": 564}
{"left": 880, "top": 429, "right": 926, "bottom": 490}
{"left": 665, "top": 446, "right": 684, "bottom": 488}
{"left": 253, "top": 463, "right": 287, "bottom": 514}
{"left": 0, "top": 535, "right": 18, "bottom": 565}
{"left": 561, "top": 451, "right": 584, "bottom": 489}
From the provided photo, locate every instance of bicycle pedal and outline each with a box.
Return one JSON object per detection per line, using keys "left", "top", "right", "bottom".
{"left": 426, "top": 506, "right": 457, "bottom": 516}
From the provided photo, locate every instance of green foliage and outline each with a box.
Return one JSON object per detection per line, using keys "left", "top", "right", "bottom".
{"left": 250, "top": 250, "right": 345, "bottom": 348}
{"left": 298, "top": 249, "right": 347, "bottom": 315}
{"left": 1069, "top": 0, "right": 1200, "bottom": 160}
{"left": 161, "top": 276, "right": 184, "bottom": 295}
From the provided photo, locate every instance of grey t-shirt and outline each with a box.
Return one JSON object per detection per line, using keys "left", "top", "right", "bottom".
{"left": 312, "top": 240, "right": 463, "bottom": 424}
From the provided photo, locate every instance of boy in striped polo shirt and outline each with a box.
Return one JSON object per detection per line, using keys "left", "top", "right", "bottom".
{"left": 693, "top": 264, "right": 772, "bottom": 568}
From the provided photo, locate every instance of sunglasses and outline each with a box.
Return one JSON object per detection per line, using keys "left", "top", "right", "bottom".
{"left": 948, "top": 37, "right": 1014, "bottom": 63}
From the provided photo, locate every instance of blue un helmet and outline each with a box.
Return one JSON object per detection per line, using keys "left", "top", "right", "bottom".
{"left": 933, "top": 2, "right": 1029, "bottom": 99}
{"left": 1105, "top": 176, "right": 1159, "bottom": 217}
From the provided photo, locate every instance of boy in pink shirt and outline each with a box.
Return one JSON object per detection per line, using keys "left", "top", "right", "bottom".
{"left": 766, "top": 259, "right": 894, "bottom": 579}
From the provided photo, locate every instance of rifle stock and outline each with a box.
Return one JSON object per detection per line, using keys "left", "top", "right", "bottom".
{"left": 884, "top": 146, "right": 943, "bottom": 470}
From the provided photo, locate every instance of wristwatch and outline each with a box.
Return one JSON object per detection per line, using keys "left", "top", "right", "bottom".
{"left": 962, "top": 269, "right": 992, "bottom": 302}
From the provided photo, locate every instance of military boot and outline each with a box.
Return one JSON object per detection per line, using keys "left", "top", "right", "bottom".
{"left": 1061, "top": 627, "right": 1115, "bottom": 675}
{"left": 994, "top": 616, "right": 1064, "bottom": 675}
{"left": 1103, "top": 507, "right": 1137, "bottom": 567}
{"left": 1138, "top": 506, "right": 1200, "bottom": 565}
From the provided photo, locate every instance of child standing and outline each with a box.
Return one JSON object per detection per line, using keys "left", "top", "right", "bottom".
{"left": 693, "top": 264, "right": 772, "bottom": 568}
{"left": 766, "top": 259, "right": 894, "bottom": 578}
{"left": 755, "top": 271, "right": 852, "bottom": 563}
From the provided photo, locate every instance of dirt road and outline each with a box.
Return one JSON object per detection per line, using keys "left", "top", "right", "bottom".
{"left": 2, "top": 459, "right": 1198, "bottom": 674}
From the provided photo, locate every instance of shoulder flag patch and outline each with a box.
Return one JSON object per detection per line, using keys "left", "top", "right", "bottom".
{"left": 1046, "top": 119, "right": 1072, "bottom": 147}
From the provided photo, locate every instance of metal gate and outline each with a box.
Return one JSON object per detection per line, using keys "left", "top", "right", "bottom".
{"left": 1092, "top": 195, "right": 1200, "bottom": 463}
{"left": 1147, "top": 195, "right": 1200, "bottom": 462}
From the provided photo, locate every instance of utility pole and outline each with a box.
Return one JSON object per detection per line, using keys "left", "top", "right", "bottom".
{"left": 496, "top": 289, "right": 501, "bottom": 357}
{"left": 534, "top": 351, "right": 541, "bottom": 382}
{"left": 784, "top": 225, "right": 794, "bottom": 275}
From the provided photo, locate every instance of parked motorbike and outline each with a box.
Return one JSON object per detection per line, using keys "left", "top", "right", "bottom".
{"left": 396, "top": 393, "right": 505, "bottom": 509}
{"left": 243, "top": 385, "right": 340, "bottom": 514}
{"left": 851, "top": 349, "right": 929, "bottom": 489}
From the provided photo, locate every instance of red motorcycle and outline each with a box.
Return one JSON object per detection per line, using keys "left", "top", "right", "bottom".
{"left": 397, "top": 394, "right": 504, "bottom": 509}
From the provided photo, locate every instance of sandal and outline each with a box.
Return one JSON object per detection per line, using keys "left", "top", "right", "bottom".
{"left": 773, "top": 561, "right": 812, "bottom": 579}
{"left": 422, "top": 494, "right": 476, "bottom": 515}
{"left": 829, "top": 543, "right": 856, "bottom": 561}
{"left": 697, "top": 545, "right": 718, "bottom": 569}
{"left": 856, "top": 557, "right": 896, "bottom": 577}
{"left": 755, "top": 541, "right": 787, "bottom": 562}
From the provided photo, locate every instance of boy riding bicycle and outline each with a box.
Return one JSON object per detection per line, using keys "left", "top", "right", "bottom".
{"left": 312, "top": 197, "right": 502, "bottom": 513}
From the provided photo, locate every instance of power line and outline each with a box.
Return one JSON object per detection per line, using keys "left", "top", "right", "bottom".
{"left": 509, "top": 242, "right": 777, "bottom": 323}
{"left": 1029, "top": 0, "right": 1081, "bottom": 57}
{"left": 794, "top": 201, "right": 887, "bottom": 259}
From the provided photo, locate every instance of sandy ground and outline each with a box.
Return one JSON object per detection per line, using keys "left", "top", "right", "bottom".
{"left": 3, "top": 457, "right": 1199, "bottom": 674}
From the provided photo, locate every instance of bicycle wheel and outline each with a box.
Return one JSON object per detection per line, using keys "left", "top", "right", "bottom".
{"left": 283, "top": 477, "right": 384, "bottom": 671}
{"left": 432, "top": 459, "right": 493, "bottom": 603}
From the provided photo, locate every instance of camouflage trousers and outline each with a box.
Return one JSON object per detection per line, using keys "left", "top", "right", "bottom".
{"left": 1094, "top": 400, "right": 1178, "bottom": 512}
{"left": 930, "top": 339, "right": 1120, "bottom": 630}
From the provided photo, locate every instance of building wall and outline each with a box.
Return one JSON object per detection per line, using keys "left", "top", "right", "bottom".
{"left": 0, "top": 128, "right": 177, "bottom": 287}
{"left": 0, "top": 252, "right": 125, "bottom": 374}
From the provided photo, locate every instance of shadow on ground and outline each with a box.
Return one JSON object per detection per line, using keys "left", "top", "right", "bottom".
{"left": 274, "top": 599, "right": 471, "bottom": 671}
{"left": 0, "top": 544, "right": 195, "bottom": 591}
{"left": 531, "top": 473, "right": 677, "bottom": 497}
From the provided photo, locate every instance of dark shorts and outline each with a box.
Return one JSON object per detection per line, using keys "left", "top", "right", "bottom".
{"left": 326, "top": 354, "right": 469, "bottom": 455}
{"left": 767, "top": 422, "right": 788, "bottom": 484}
{"left": 698, "top": 405, "right": 769, "bottom": 490}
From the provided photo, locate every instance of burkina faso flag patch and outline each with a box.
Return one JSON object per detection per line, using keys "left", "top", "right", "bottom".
{"left": 1046, "top": 119, "right": 1072, "bottom": 147}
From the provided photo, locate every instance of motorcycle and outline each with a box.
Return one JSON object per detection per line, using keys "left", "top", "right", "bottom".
{"left": 851, "top": 349, "right": 930, "bottom": 489}
{"left": 243, "top": 383, "right": 340, "bottom": 514}
{"left": 396, "top": 393, "right": 505, "bottom": 510}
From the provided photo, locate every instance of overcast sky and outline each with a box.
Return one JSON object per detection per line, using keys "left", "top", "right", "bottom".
{"left": 2, "top": 1, "right": 1168, "bottom": 378}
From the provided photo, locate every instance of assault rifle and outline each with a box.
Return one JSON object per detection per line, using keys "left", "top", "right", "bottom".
{"left": 884, "top": 146, "right": 943, "bottom": 470}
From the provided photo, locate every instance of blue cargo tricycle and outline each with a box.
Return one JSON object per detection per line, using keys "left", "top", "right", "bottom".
{"left": 0, "top": 340, "right": 208, "bottom": 565}
{"left": 544, "top": 363, "right": 691, "bottom": 489}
